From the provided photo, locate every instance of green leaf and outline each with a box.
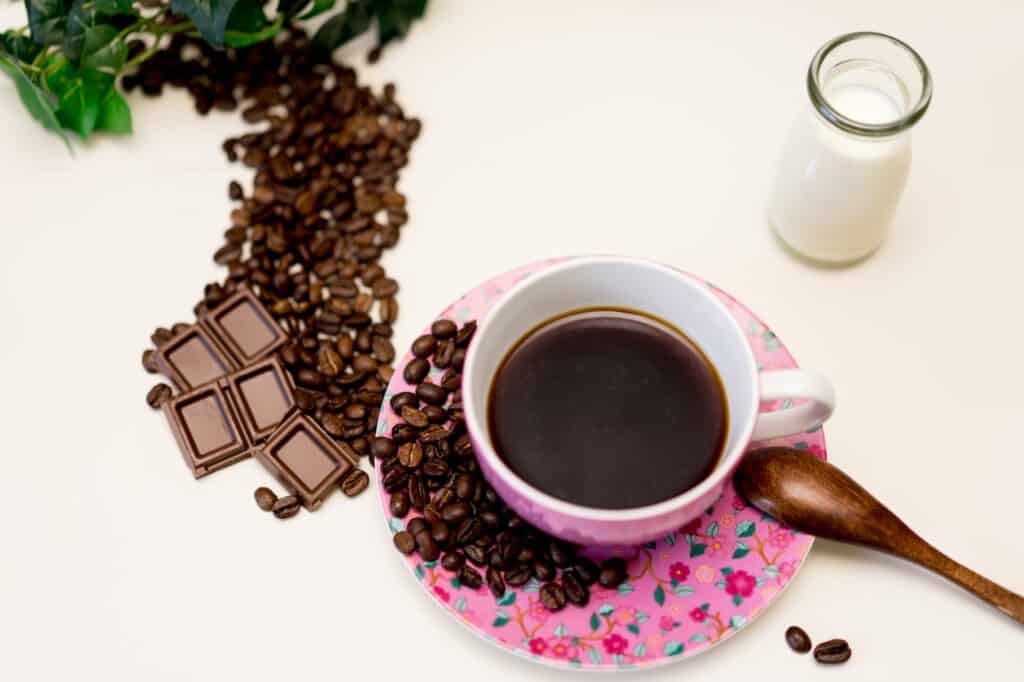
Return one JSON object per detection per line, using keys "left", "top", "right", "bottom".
{"left": 224, "top": 18, "right": 282, "bottom": 47}
{"left": 492, "top": 612, "right": 510, "bottom": 628}
{"left": 587, "top": 648, "right": 602, "bottom": 665}
{"left": 764, "top": 564, "right": 780, "bottom": 579}
{"left": 672, "top": 584, "right": 695, "bottom": 597}
{"left": 721, "top": 567, "right": 734, "bottom": 576}
{"left": 414, "top": 564, "right": 424, "bottom": 580}
{"left": 735, "top": 520, "right": 756, "bottom": 538}
{"left": 689, "top": 632, "right": 709, "bottom": 643}
{"left": 64, "top": 0, "right": 119, "bottom": 63}
{"left": 496, "top": 590, "right": 516, "bottom": 606}
{"left": 0, "top": 53, "right": 70, "bottom": 148}
{"left": 553, "top": 623, "right": 568, "bottom": 637}
{"left": 664, "top": 641, "right": 684, "bottom": 656}
{"left": 26, "top": 0, "right": 72, "bottom": 47}
{"left": 276, "top": 0, "right": 308, "bottom": 18}
{"left": 689, "top": 542, "right": 707, "bottom": 558}
{"left": 298, "top": 0, "right": 336, "bottom": 20}
{"left": 635, "top": 610, "right": 649, "bottom": 623}
{"left": 597, "top": 603, "right": 614, "bottom": 617}
{"left": 454, "top": 596, "right": 467, "bottom": 612}
{"left": 588, "top": 612, "right": 600, "bottom": 631}
{"left": 169, "top": 0, "right": 241, "bottom": 48}
{"left": 706, "top": 521, "right": 719, "bottom": 538}
{"left": 523, "top": 579, "right": 541, "bottom": 592}
{"left": 95, "top": 0, "right": 133, "bottom": 14}
{"left": 51, "top": 66, "right": 112, "bottom": 137}
{"left": 663, "top": 532, "right": 677, "bottom": 546}
{"left": 1, "top": 31, "right": 42, "bottom": 62}
{"left": 312, "top": 0, "right": 372, "bottom": 53}
{"left": 616, "top": 581, "right": 634, "bottom": 596}
{"left": 387, "top": 517, "right": 404, "bottom": 533}
{"left": 449, "top": 577, "right": 461, "bottom": 589}
{"left": 627, "top": 623, "right": 640, "bottom": 635}
{"left": 732, "top": 594, "right": 743, "bottom": 606}
{"left": 94, "top": 85, "right": 131, "bottom": 134}
{"left": 653, "top": 584, "right": 665, "bottom": 606}
{"left": 375, "top": 1, "right": 413, "bottom": 47}
{"left": 731, "top": 542, "right": 750, "bottom": 559}
{"left": 81, "top": 36, "right": 125, "bottom": 73}
{"left": 730, "top": 614, "right": 747, "bottom": 629}
{"left": 633, "top": 643, "right": 646, "bottom": 657}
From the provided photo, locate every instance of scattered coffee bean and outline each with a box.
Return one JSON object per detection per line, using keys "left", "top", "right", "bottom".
{"left": 549, "top": 541, "right": 576, "bottom": 568}
{"left": 394, "top": 531, "right": 416, "bottom": 555}
{"left": 813, "top": 639, "right": 851, "bottom": 664}
{"left": 598, "top": 558, "right": 627, "bottom": 589}
{"left": 406, "top": 517, "right": 429, "bottom": 536}
{"left": 459, "top": 565, "right": 484, "bottom": 590}
{"left": 411, "top": 334, "right": 437, "bottom": 358}
{"left": 486, "top": 566, "right": 506, "bottom": 598}
{"left": 415, "top": 530, "right": 440, "bottom": 561}
{"left": 464, "top": 544, "right": 487, "bottom": 567}
{"left": 390, "top": 492, "right": 410, "bottom": 518}
{"left": 562, "top": 570, "right": 589, "bottom": 606}
{"left": 390, "top": 392, "right": 419, "bottom": 412}
{"left": 146, "top": 383, "right": 173, "bottom": 409}
{"left": 572, "top": 557, "right": 599, "bottom": 586}
{"left": 504, "top": 563, "right": 533, "bottom": 586}
{"left": 404, "top": 357, "right": 430, "bottom": 383}
{"left": 254, "top": 486, "right": 278, "bottom": 511}
{"left": 430, "top": 519, "right": 451, "bottom": 547}
{"left": 341, "top": 470, "right": 369, "bottom": 497}
{"left": 142, "top": 349, "right": 158, "bottom": 373}
{"left": 441, "top": 552, "right": 465, "bottom": 572}
{"left": 401, "top": 406, "right": 429, "bottom": 428}
{"left": 431, "top": 319, "right": 457, "bottom": 339}
{"left": 539, "top": 582, "right": 567, "bottom": 612}
{"left": 272, "top": 496, "right": 301, "bottom": 519}
{"left": 416, "top": 382, "right": 447, "bottom": 406}
{"left": 398, "top": 442, "right": 424, "bottom": 468}
{"left": 785, "top": 626, "right": 812, "bottom": 654}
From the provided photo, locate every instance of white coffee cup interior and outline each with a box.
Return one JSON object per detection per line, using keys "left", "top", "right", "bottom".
{"left": 464, "top": 257, "right": 761, "bottom": 513}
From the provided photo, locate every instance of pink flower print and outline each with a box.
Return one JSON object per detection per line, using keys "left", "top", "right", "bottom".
{"left": 689, "top": 607, "right": 707, "bottom": 622}
{"left": 778, "top": 560, "right": 798, "bottom": 579}
{"left": 725, "top": 570, "right": 757, "bottom": 597}
{"left": 527, "top": 597, "right": 550, "bottom": 624}
{"left": 615, "top": 608, "right": 636, "bottom": 626}
{"left": 694, "top": 564, "right": 716, "bottom": 584}
{"left": 770, "top": 528, "right": 794, "bottom": 549}
{"left": 668, "top": 562, "right": 690, "bottom": 582}
{"left": 731, "top": 495, "right": 747, "bottom": 511}
{"left": 603, "top": 634, "right": 629, "bottom": 655}
{"left": 645, "top": 632, "right": 664, "bottom": 651}
{"left": 707, "top": 537, "right": 734, "bottom": 557}
{"left": 528, "top": 637, "right": 547, "bottom": 655}
{"left": 719, "top": 513, "right": 735, "bottom": 528}
{"left": 433, "top": 586, "right": 450, "bottom": 602}
{"left": 807, "top": 443, "right": 826, "bottom": 460}
{"left": 680, "top": 517, "right": 702, "bottom": 535}
{"left": 548, "top": 637, "right": 578, "bottom": 659}
{"left": 659, "top": 615, "right": 676, "bottom": 631}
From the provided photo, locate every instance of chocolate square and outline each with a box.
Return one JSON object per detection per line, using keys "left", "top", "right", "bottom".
{"left": 225, "top": 357, "right": 295, "bottom": 443}
{"left": 256, "top": 411, "right": 359, "bottom": 510}
{"left": 203, "top": 288, "right": 287, "bottom": 367}
{"left": 156, "top": 325, "right": 238, "bottom": 392}
{"left": 164, "top": 383, "right": 250, "bottom": 478}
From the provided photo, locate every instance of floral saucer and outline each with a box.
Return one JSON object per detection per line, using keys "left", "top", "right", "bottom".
{"left": 375, "top": 259, "right": 827, "bottom": 671}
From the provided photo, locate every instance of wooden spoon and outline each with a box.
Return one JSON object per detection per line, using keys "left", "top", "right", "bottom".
{"left": 734, "top": 447, "right": 1024, "bottom": 625}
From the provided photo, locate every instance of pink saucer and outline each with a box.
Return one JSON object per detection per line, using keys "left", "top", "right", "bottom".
{"left": 375, "top": 259, "right": 827, "bottom": 671}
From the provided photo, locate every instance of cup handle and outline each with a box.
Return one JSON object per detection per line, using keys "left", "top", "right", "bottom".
{"left": 751, "top": 369, "right": 835, "bottom": 441}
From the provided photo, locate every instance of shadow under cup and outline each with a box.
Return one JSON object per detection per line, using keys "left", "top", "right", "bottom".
{"left": 462, "top": 258, "right": 761, "bottom": 547}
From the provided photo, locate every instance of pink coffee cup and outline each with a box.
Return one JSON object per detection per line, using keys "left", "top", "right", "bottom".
{"left": 462, "top": 257, "right": 835, "bottom": 546}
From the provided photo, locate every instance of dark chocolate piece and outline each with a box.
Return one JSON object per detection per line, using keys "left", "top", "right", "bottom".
{"left": 255, "top": 410, "right": 359, "bottom": 510}
{"left": 164, "top": 382, "right": 250, "bottom": 478}
{"left": 225, "top": 357, "right": 295, "bottom": 442}
{"left": 156, "top": 324, "right": 238, "bottom": 392}
{"left": 203, "top": 287, "right": 287, "bottom": 367}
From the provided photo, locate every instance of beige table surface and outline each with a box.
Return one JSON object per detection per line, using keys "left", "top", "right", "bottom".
{"left": 2, "top": 1, "right": 1022, "bottom": 680}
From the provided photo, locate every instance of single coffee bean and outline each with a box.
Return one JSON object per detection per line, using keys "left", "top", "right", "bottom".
{"left": 142, "top": 349, "right": 158, "bottom": 373}
{"left": 372, "top": 436, "right": 398, "bottom": 460}
{"left": 486, "top": 567, "right": 506, "bottom": 598}
{"left": 146, "top": 383, "right": 173, "bottom": 409}
{"left": 390, "top": 392, "right": 419, "bottom": 412}
{"left": 321, "top": 414, "right": 345, "bottom": 437}
{"left": 404, "top": 357, "right": 430, "bottom": 384}
{"left": 151, "top": 327, "right": 173, "bottom": 347}
{"left": 441, "top": 501, "right": 472, "bottom": 525}
{"left": 572, "top": 557, "right": 600, "bottom": 586}
{"left": 411, "top": 334, "right": 437, "bottom": 358}
{"left": 272, "top": 496, "right": 301, "bottom": 519}
{"left": 455, "top": 517, "right": 483, "bottom": 545}
{"left": 533, "top": 560, "right": 556, "bottom": 582}
{"left": 430, "top": 520, "right": 451, "bottom": 547}
{"left": 394, "top": 531, "right": 416, "bottom": 555}
{"left": 371, "top": 277, "right": 399, "bottom": 299}
{"left": 455, "top": 473, "right": 475, "bottom": 500}
{"left": 390, "top": 491, "right": 410, "bottom": 518}
{"left": 419, "top": 425, "right": 449, "bottom": 443}
{"left": 464, "top": 544, "right": 487, "bottom": 566}
{"left": 455, "top": 320, "right": 476, "bottom": 346}
{"left": 813, "top": 639, "right": 851, "bottom": 664}
{"left": 391, "top": 423, "right": 419, "bottom": 443}
{"left": 452, "top": 347, "right": 466, "bottom": 370}
{"left": 454, "top": 434, "right": 474, "bottom": 457}
{"left": 254, "top": 487, "right": 277, "bottom": 511}
{"left": 598, "top": 557, "right": 627, "bottom": 589}
{"left": 785, "top": 626, "right": 812, "bottom": 654}
{"left": 421, "top": 459, "right": 449, "bottom": 478}
{"left": 562, "top": 570, "right": 590, "bottom": 606}
{"left": 416, "top": 382, "right": 447, "bottom": 406}
{"left": 459, "top": 565, "right": 483, "bottom": 590}
{"left": 539, "top": 582, "right": 567, "bottom": 612}
{"left": 398, "top": 441, "right": 424, "bottom": 469}
{"left": 431, "top": 319, "right": 457, "bottom": 339}
{"left": 296, "top": 367, "right": 326, "bottom": 389}
{"left": 406, "top": 517, "right": 429, "bottom": 536}
{"left": 440, "top": 369, "right": 461, "bottom": 392}
{"left": 341, "top": 470, "right": 370, "bottom": 497}
{"left": 379, "top": 298, "right": 399, "bottom": 323}
{"left": 401, "top": 406, "right": 429, "bottom": 428}
{"left": 441, "top": 552, "right": 465, "bottom": 572}
{"left": 382, "top": 466, "right": 409, "bottom": 492}
{"left": 479, "top": 509, "right": 502, "bottom": 531}
{"left": 372, "top": 336, "right": 395, "bottom": 363}
{"left": 408, "top": 475, "right": 428, "bottom": 509}
{"left": 433, "top": 340, "right": 455, "bottom": 368}
{"left": 415, "top": 530, "right": 440, "bottom": 561}
{"left": 549, "top": 541, "right": 576, "bottom": 568}
{"left": 504, "top": 563, "right": 533, "bottom": 587}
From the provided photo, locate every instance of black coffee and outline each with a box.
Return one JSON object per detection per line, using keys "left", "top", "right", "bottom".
{"left": 488, "top": 309, "right": 727, "bottom": 509}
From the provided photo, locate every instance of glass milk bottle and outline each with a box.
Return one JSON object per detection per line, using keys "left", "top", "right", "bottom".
{"left": 768, "top": 32, "right": 932, "bottom": 264}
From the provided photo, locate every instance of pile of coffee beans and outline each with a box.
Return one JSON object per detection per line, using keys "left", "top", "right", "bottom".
{"left": 384, "top": 318, "right": 629, "bottom": 612}
{"left": 138, "top": 27, "right": 420, "bottom": 465}
{"left": 785, "top": 625, "right": 851, "bottom": 665}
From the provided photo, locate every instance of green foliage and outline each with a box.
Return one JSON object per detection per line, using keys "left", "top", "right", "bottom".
{"left": 2, "top": 0, "right": 430, "bottom": 145}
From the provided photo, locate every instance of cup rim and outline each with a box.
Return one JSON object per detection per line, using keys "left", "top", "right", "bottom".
{"left": 462, "top": 256, "right": 760, "bottom": 523}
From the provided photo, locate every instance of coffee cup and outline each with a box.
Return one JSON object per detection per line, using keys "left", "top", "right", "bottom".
{"left": 462, "top": 256, "right": 834, "bottom": 546}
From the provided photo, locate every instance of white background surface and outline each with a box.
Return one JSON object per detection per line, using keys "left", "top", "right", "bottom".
{"left": 2, "top": 1, "right": 1022, "bottom": 680}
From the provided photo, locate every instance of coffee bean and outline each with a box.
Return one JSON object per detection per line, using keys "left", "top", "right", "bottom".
{"left": 382, "top": 466, "right": 409, "bottom": 492}
{"left": 419, "top": 425, "right": 449, "bottom": 442}
{"left": 440, "top": 369, "right": 461, "bottom": 392}
{"left": 431, "top": 319, "right": 457, "bottom": 339}
{"left": 151, "top": 327, "right": 173, "bottom": 347}
{"left": 813, "top": 639, "right": 851, "bottom": 664}
{"left": 372, "top": 436, "right": 398, "bottom": 460}
{"left": 394, "top": 530, "right": 416, "bottom": 555}
{"left": 272, "top": 496, "right": 301, "bottom": 519}
{"left": 549, "top": 541, "right": 576, "bottom": 568}
{"left": 321, "top": 414, "right": 345, "bottom": 437}
{"left": 408, "top": 475, "right": 428, "bottom": 509}
{"left": 390, "top": 392, "right": 418, "bottom": 411}
{"left": 455, "top": 517, "right": 483, "bottom": 545}
{"left": 455, "top": 473, "right": 475, "bottom": 500}
{"left": 459, "top": 565, "right": 483, "bottom": 590}
{"left": 504, "top": 563, "right": 533, "bottom": 587}
{"left": 433, "top": 340, "right": 454, "bottom": 368}
{"left": 464, "top": 544, "right": 487, "bottom": 567}
{"left": 572, "top": 558, "right": 599, "bottom": 586}
{"left": 785, "top": 626, "right": 812, "bottom": 654}
{"left": 598, "top": 557, "right": 627, "bottom": 589}
{"left": 142, "top": 349, "right": 158, "bottom": 373}
{"left": 441, "top": 552, "right": 465, "bottom": 572}
{"left": 398, "top": 441, "right": 423, "bottom": 468}
{"left": 421, "top": 405, "right": 447, "bottom": 424}
{"left": 430, "top": 520, "right": 451, "bottom": 547}
{"left": 145, "top": 382, "right": 174, "bottom": 409}
{"left": 318, "top": 347, "right": 344, "bottom": 377}
{"left": 411, "top": 334, "right": 437, "bottom": 358}
{"left": 254, "top": 487, "right": 277, "bottom": 511}
{"left": 372, "top": 336, "right": 395, "bottom": 363}
{"left": 415, "top": 530, "right": 440, "bottom": 561}
{"left": 454, "top": 434, "right": 474, "bottom": 458}
{"left": 452, "top": 347, "right": 466, "bottom": 370}
{"left": 533, "top": 560, "right": 556, "bottom": 582}
{"left": 421, "top": 459, "right": 449, "bottom": 478}
{"left": 371, "top": 277, "right": 399, "bottom": 298}
{"left": 390, "top": 491, "right": 410, "bottom": 518}
{"left": 401, "top": 406, "right": 429, "bottom": 428}
{"left": 539, "top": 582, "right": 567, "bottom": 612}
{"left": 296, "top": 367, "right": 326, "bottom": 389}
{"left": 379, "top": 298, "right": 399, "bottom": 323}
{"left": 562, "top": 570, "right": 589, "bottom": 606}
{"left": 416, "top": 382, "right": 447, "bottom": 406}
{"left": 455, "top": 321, "right": 476, "bottom": 346}
{"left": 441, "top": 501, "right": 472, "bottom": 525}
{"left": 486, "top": 566, "right": 506, "bottom": 598}
{"left": 404, "top": 357, "right": 429, "bottom": 383}
{"left": 228, "top": 180, "right": 243, "bottom": 200}
{"left": 341, "top": 470, "right": 369, "bottom": 496}
{"left": 406, "top": 517, "right": 429, "bottom": 536}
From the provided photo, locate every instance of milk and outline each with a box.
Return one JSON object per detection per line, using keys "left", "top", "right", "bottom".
{"left": 768, "top": 64, "right": 914, "bottom": 263}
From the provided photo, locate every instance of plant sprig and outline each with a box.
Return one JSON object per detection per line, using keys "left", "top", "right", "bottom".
{"left": 0, "top": 0, "right": 428, "bottom": 146}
